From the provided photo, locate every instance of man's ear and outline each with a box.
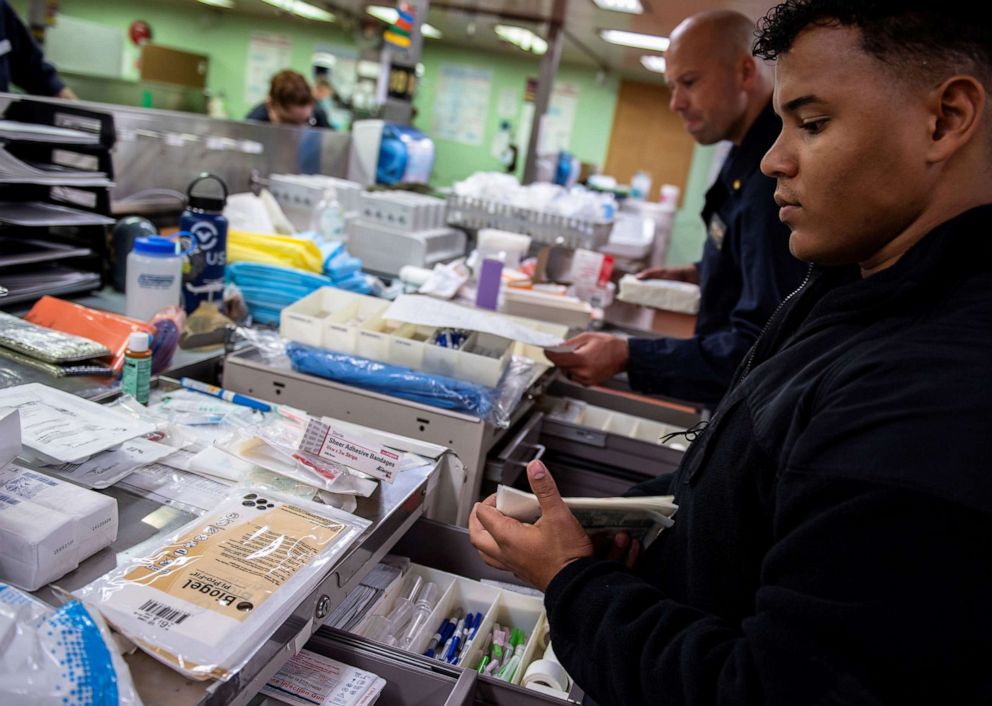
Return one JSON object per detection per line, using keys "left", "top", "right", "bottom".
{"left": 927, "top": 75, "right": 986, "bottom": 163}
{"left": 738, "top": 55, "right": 757, "bottom": 89}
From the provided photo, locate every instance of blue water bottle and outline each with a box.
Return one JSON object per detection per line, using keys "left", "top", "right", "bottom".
{"left": 180, "top": 173, "right": 228, "bottom": 314}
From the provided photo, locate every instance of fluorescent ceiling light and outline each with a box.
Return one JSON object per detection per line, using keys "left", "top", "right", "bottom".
{"left": 592, "top": 0, "right": 643, "bottom": 14}
{"left": 197, "top": 0, "right": 235, "bottom": 7}
{"left": 600, "top": 29, "right": 669, "bottom": 51}
{"left": 494, "top": 25, "right": 547, "bottom": 55}
{"left": 420, "top": 23, "right": 442, "bottom": 39}
{"left": 366, "top": 5, "right": 442, "bottom": 39}
{"left": 640, "top": 55, "right": 665, "bottom": 73}
{"left": 261, "top": 0, "right": 335, "bottom": 22}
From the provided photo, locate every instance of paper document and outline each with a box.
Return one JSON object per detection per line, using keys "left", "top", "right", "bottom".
{"left": 0, "top": 384, "right": 156, "bottom": 463}
{"left": 262, "top": 649, "right": 386, "bottom": 706}
{"left": 496, "top": 485, "right": 678, "bottom": 549}
{"left": 383, "top": 295, "right": 564, "bottom": 348}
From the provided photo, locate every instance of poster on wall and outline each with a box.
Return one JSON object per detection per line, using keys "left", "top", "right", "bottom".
{"left": 517, "top": 79, "right": 580, "bottom": 155}
{"left": 245, "top": 32, "right": 292, "bottom": 108}
{"left": 432, "top": 65, "right": 492, "bottom": 145}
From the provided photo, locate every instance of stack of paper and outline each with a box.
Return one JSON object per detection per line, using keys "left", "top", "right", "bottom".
{"left": 0, "top": 119, "right": 99, "bottom": 144}
{"left": 0, "top": 201, "right": 114, "bottom": 227}
{"left": 496, "top": 485, "right": 678, "bottom": 549}
{"left": 0, "top": 146, "right": 110, "bottom": 186}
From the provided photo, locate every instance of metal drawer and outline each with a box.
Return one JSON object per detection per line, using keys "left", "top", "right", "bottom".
{"left": 302, "top": 519, "right": 582, "bottom": 705}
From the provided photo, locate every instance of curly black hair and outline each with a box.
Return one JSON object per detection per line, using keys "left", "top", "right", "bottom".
{"left": 754, "top": 1, "right": 992, "bottom": 85}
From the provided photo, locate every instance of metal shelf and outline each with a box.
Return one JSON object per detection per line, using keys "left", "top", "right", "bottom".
{"left": 445, "top": 194, "right": 613, "bottom": 251}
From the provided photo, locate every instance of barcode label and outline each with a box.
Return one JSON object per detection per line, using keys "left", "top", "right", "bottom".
{"left": 139, "top": 599, "right": 191, "bottom": 625}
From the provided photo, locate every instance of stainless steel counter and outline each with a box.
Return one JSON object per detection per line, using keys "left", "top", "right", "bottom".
{"left": 33, "top": 453, "right": 438, "bottom": 706}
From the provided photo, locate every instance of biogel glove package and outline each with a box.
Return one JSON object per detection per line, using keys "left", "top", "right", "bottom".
{"left": 74, "top": 489, "right": 370, "bottom": 680}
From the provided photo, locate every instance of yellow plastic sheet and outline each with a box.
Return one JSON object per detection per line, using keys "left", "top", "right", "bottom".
{"left": 227, "top": 229, "right": 323, "bottom": 273}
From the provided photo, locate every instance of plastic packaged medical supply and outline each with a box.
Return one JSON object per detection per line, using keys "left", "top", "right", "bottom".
{"left": 261, "top": 649, "right": 385, "bottom": 706}
{"left": 24, "top": 296, "right": 157, "bottom": 374}
{"left": 0, "top": 583, "right": 143, "bottom": 706}
{"left": 0, "top": 463, "right": 118, "bottom": 560}
{"left": 0, "top": 311, "right": 110, "bottom": 363}
{"left": 74, "top": 488, "right": 370, "bottom": 680}
{"left": 0, "top": 491, "right": 78, "bottom": 590}
{"left": 287, "top": 342, "right": 494, "bottom": 420}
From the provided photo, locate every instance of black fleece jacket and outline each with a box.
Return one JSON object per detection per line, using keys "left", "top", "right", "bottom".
{"left": 545, "top": 205, "right": 992, "bottom": 706}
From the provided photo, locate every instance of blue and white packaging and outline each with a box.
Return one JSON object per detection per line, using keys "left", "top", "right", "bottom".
{"left": 0, "top": 583, "right": 142, "bottom": 706}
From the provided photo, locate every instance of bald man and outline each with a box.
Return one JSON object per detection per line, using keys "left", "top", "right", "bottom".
{"left": 547, "top": 11, "right": 806, "bottom": 407}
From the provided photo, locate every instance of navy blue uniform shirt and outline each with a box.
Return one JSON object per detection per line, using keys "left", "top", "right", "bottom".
{"left": 626, "top": 101, "right": 806, "bottom": 407}
{"left": 245, "top": 101, "right": 332, "bottom": 129}
{"left": 0, "top": 0, "right": 64, "bottom": 96}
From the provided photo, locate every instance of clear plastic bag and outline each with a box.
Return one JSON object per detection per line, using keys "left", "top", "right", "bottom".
{"left": 73, "top": 488, "right": 370, "bottom": 681}
{"left": 0, "top": 583, "right": 143, "bottom": 706}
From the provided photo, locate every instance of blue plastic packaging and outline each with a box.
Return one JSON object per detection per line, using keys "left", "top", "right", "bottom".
{"left": 180, "top": 173, "right": 229, "bottom": 314}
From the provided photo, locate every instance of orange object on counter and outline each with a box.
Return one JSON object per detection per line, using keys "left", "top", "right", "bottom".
{"left": 25, "top": 296, "right": 156, "bottom": 374}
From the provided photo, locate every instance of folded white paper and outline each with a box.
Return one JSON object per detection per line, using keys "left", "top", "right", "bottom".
{"left": 618, "top": 274, "right": 701, "bottom": 314}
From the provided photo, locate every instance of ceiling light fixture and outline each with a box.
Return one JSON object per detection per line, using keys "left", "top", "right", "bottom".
{"left": 640, "top": 55, "right": 666, "bottom": 73}
{"left": 494, "top": 25, "right": 547, "bottom": 55}
{"left": 197, "top": 0, "right": 235, "bottom": 8}
{"left": 260, "top": 0, "right": 335, "bottom": 22}
{"left": 599, "top": 29, "right": 669, "bottom": 51}
{"left": 592, "top": 0, "right": 643, "bottom": 14}
{"left": 366, "top": 5, "right": 442, "bottom": 39}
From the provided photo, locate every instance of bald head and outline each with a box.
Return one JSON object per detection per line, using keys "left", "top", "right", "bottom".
{"left": 665, "top": 10, "right": 774, "bottom": 145}
{"left": 670, "top": 10, "right": 758, "bottom": 68}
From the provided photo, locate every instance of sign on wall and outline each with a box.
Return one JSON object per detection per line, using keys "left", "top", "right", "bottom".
{"left": 432, "top": 64, "right": 492, "bottom": 145}
{"left": 245, "top": 32, "right": 292, "bottom": 109}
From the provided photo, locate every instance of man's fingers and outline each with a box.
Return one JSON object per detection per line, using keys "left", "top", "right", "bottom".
{"left": 474, "top": 501, "right": 526, "bottom": 546}
{"left": 527, "top": 461, "right": 569, "bottom": 519}
{"left": 607, "top": 531, "right": 630, "bottom": 563}
{"left": 625, "top": 538, "right": 641, "bottom": 570}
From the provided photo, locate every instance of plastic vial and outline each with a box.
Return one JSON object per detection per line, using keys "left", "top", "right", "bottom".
{"left": 121, "top": 332, "right": 152, "bottom": 405}
{"left": 398, "top": 581, "right": 440, "bottom": 650}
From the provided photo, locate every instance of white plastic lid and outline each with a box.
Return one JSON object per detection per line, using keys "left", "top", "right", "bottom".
{"left": 128, "top": 332, "right": 149, "bottom": 353}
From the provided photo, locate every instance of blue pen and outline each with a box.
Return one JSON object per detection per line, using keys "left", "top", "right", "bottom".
{"left": 453, "top": 612, "right": 477, "bottom": 664}
{"left": 179, "top": 377, "right": 272, "bottom": 412}
{"left": 441, "top": 618, "right": 464, "bottom": 662}
{"left": 445, "top": 633, "right": 462, "bottom": 663}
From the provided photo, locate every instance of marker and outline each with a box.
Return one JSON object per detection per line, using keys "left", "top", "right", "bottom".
{"left": 179, "top": 377, "right": 272, "bottom": 412}
{"left": 424, "top": 618, "right": 451, "bottom": 658}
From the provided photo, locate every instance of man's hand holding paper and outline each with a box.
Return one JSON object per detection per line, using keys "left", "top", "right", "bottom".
{"left": 469, "top": 461, "right": 594, "bottom": 591}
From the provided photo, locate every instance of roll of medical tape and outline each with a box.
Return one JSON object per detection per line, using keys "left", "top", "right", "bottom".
{"left": 521, "top": 658, "right": 571, "bottom": 692}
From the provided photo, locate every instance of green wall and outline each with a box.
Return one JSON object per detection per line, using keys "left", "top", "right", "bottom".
{"left": 413, "top": 45, "right": 619, "bottom": 186}
{"left": 667, "top": 143, "right": 722, "bottom": 266}
{"left": 12, "top": 0, "right": 618, "bottom": 188}
{"left": 12, "top": 0, "right": 353, "bottom": 119}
